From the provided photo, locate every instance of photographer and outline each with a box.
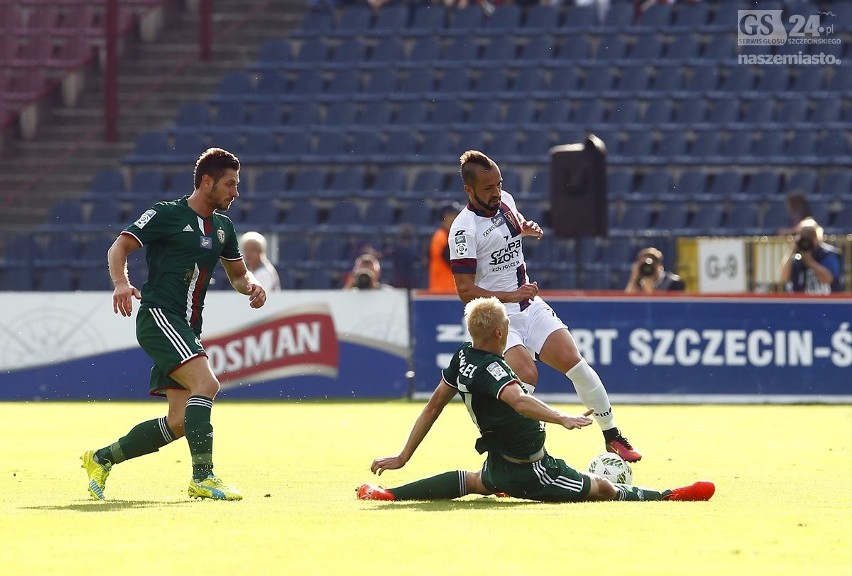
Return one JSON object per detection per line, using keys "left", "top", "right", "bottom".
{"left": 343, "top": 253, "right": 390, "bottom": 291}
{"left": 780, "top": 218, "right": 842, "bottom": 295}
{"left": 625, "top": 247, "right": 685, "bottom": 294}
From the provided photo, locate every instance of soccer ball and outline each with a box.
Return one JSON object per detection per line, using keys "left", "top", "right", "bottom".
{"left": 588, "top": 453, "right": 633, "bottom": 485}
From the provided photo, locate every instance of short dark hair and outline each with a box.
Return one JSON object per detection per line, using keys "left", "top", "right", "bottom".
{"left": 194, "top": 148, "right": 240, "bottom": 189}
{"left": 459, "top": 150, "right": 496, "bottom": 187}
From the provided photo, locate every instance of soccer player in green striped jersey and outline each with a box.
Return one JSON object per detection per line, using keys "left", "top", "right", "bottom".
{"left": 357, "top": 297, "right": 714, "bottom": 503}
{"left": 81, "top": 148, "right": 267, "bottom": 501}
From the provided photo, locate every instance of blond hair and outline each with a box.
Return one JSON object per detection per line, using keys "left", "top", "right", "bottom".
{"left": 464, "top": 297, "right": 508, "bottom": 343}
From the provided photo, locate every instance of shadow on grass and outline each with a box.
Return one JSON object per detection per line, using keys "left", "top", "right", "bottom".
{"left": 22, "top": 500, "right": 196, "bottom": 512}
{"left": 364, "top": 497, "right": 543, "bottom": 512}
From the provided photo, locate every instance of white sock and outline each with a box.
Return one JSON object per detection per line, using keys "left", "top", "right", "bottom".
{"left": 565, "top": 359, "right": 616, "bottom": 430}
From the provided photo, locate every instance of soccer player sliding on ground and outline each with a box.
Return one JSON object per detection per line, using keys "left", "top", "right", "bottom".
{"left": 358, "top": 297, "right": 714, "bottom": 503}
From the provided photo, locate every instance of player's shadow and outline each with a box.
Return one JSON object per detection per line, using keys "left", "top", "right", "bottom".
{"left": 366, "top": 497, "right": 543, "bottom": 512}
{"left": 22, "top": 500, "right": 195, "bottom": 512}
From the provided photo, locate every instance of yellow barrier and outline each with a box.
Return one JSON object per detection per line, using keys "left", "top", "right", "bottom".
{"left": 676, "top": 234, "right": 852, "bottom": 293}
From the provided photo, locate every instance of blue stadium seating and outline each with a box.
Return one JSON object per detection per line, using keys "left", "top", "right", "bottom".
{"left": 371, "top": 4, "right": 408, "bottom": 36}
{"left": 253, "top": 39, "right": 294, "bottom": 72}
{"left": 86, "top": 168, "right": 126, "bottom": 200}
{"left": 278, "top": 201, "right": 320, "bottom": 233}
{"left": 252, "top": 169, "right": 287, "bottom": 200}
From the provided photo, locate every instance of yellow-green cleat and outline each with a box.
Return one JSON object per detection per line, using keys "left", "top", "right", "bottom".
{"left": 80, "top": 450, "right": 112, "bottom": 501}
{"left": 188, "top": 475, "right": 243, "bottom": 501}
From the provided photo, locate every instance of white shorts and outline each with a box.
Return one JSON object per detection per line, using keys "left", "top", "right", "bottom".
{"left": 504, "top": 297, "right": 567, "bottom": 358}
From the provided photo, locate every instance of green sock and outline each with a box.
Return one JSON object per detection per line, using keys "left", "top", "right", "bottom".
{"left": 614, "top": 484, "right": 668, "bottom": 501}
{"left": 94, "top": 417, "right": 177, "bottom": 465}
{"left": 185, "top": 395, "right": 215, "bottom": 481}
{"left": 389, "top": 471, "right": 467, "bottom": 501}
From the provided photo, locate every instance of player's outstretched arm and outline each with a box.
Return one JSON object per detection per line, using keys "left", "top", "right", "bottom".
{"left": 221, "top": 259, "right": 267, "bottom": 308}
{"left": 370, "top": 379, "right": 457, "bottom": 476}
{"left": 500, "top": 383, "right": 593, "bottom": 430}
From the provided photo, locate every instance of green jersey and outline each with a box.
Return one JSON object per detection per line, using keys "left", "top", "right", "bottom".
{"left": 442, "top": 342, "right": 545, "bottom": 460}
{"left": 122, "top": 196, "right": 242, "bottom": 331}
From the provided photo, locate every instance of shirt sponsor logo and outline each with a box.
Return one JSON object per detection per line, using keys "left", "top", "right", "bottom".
{"left": 134, "top": 209, "right": 157, "bottom": 229}
{"left": 486, "top": 361, "right": 508, "bottom": 380}
{"left": 200, "top": 236, "right": 213, "bottom": 249}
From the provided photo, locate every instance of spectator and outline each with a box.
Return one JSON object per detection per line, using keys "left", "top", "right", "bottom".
{"left": 778, "top": 190, "right": 814, "bottom": 236}
{"left": 343, "top": 252, "right": 391, "bottom": 290}
{"left": 780, "top": 218, "right": 843, "bottom": 295}
{"left": 428, "top": 202, "right": 462, "bottom": 293}
{"left": 625, "top": 246, "right": 685, "bottom": 293}
{"left": 239, "top": 231, "right": 281, "bottom": 291}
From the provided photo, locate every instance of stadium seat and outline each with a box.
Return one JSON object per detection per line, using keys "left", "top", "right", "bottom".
{"left": 364, "top": 199, "right": 397, "bottom": 227}
{"left": 314, "top": 132, "right": 349, "bottom": 160}
{"left": 559, "top": 35, "right": 592, "bottom": 61}
{"left": 706, "top": 98, "right": 740, "bottom": 126}
{"left": 706, "top": 171, "right": 743, "bottom": 200}
{"left": 755, "top": 67, "right": 789, "bottom": 92}
{"left": 245, "top": 102, "right": 284, "bottom": 133}
{"left": 718, "top": 65, "right": 754, "bottom": 93}
{"left": 362, "top": 69, "right": 398, "bottom": 96}
{"left": 672, "top": 97, "right": 706, "bottom": 124}
{"left": 393, "top": 100, "right": 429, "bottom": 128}
{"left": 130, "top": 169, "right": 167, "bottom": 198}
{"left": 512, "top": 68, "right": 547, "bottom": 96}
{"left": 126, "top": 131, "right": 170, "bottom": 164}
{"left": 326, "top": 69, "right": 361, "bottom": 98}
{"left": 563, "top": 3, "right": 597, "bottom": 29}
{"left": 371, "top": 4, "right": 408, "bottom": 36}
{"left": 628, "top": 34, "right": 664, "bottom": 61}
{"left": 749, "top": 131, "right": 787, "bottom": 164}
{"left": 325, "top": 101, "right": 358, "bottom": 127}
{"left": 725, "top": 201, "right": 761, "bottom": 235}
{"left": 820, "top": 170, "right": 852, "bottom": 197}
{"left": 331, "top": 38, "right": 367, "bottom": 67}
{"left": 365, "top": 166, "right": 407, "bottom": 199}
{"left": 441, "top": 36, "right": 478, "bottom": 65}
{"left": 637, "top": 3, "right": 672, "bottom": 28}
{"left": 253, "top": 39, "right": 294, "bottom": 72}
{"left": 320, "top": 166, "right": 367, "bottom": 199}
{"left": 608, "top": 98, "right": 641, "bottom": 125}
{"left": 368, "top": 37, "right": 405, "bottom": 67}
{"left": 410, "top": 170, "right": 446, "bottom": 199}
{"left": 409, "top": 4, "right": 446, "bottom": 35}
{"left": 655, "top": 130, "right": 689, "bottom": 162}
{"left": 684, "top": 64, "right": 719, "bottom": 92}
{"left": 213, "top": 70, "right": 254, "bottom": 103}
{"left": 620, "top": 131, "right": 656, "bottom": 163}
{"left": 173, "top": 102, "right": 210, "bottom": 133}
{"left": 448, "top": 5, "right": 485, "bottom": 31}
{"left": 408, "top": 36, "right": 441, "bottom": 66}
{"left": 480, "top": 36, "right": 517, "bottom": 63}
{"left": 276, "top": 237, "right": 310, "bottom": 266}
{"left": 282, "top": 102, "right": 320, "bottom": 132}
{"left": 784, "top": 171, "right": 818, "bottom": 197}
{"left": 86, "top": 201, "right": 123, "bottom": 229}
{"left": 652, "top": 64, "right": 684, "bottom": 92}
{"left": 383, "top": 132, "right": 419, "bottom": 162}
{"left": 336, "top": 6, "right": 372, "bottom": 37}
{"left": 675, "top": 170, "right": 707, "bottom": 199}
{"left": 701, "top": 34, "right": 734, "bottom": 61}
{"left": 572, "top": 99, "right": 605, "bottom": 124}
{"left": 651, "top": 203, "right": 689, "bottom": 232}
{"left": 430, "top": 99, "right": 465, "bottom": 127}
{"left": 352, "top": 101, "right": 392, "bottom": 130}
{"left": 671, "top": 1, "right": 709, "bottom": 30}
{"left": 532, "top": 100, "right": 566, "bottom": 127}
{"left": 617, "top": 201, "right": 654, "bottom": 231}
{"left": 398, "top": 68, "right": 436, "bottom": 96}
{"left": 293, "top": 9, "right": 333, "bottom": 38}
{"left": 294, "top": 38, "right": 328, "bottom": 69}
{"left": 790, "top": 67, "right": 826, "bottom": 93}
{"left": 288, "top": 70, "right": 324, "bottom": 101}
{"left": 815, "top": 132, "right": 849, "bottom": 158}
{"left": 317, "top": 201, "right": 366, "bottom": 234}
{"left": 642, "top": 99, "right": 672, "bottom": 124}
{"left": 209, "top": 101, "right": 247, "bottom": 134}
{"left": 252, "top": 169, "right": 288, "bottom": 199}
{"left": 741, "top": 97, "right": 775, "bottom": 124}
{"left": 397, "top": 199, "right": 434, "bottom": 232}
{"left": 287, "top": 168, "right": 326, "bottom": 200}
{"left": 254, "top": 72, "right": 290, "bottom": 102}
{"left": 607, "top": 169, "right": 634, "bottom": 200}
{"left": 636, "top": 170, "right": 675, "bottom": 200}
{"left": 548, "top": 64, "right": 581, "bottom": 93}
{"left": 600, "top": 6, "right": 634, "bottom": 30}
{"left": 278, "top": 201, "right": 320, "bottom": 233}
{"left": 87, "top": 168, "right": 126, "bottom": 199}
{"left": 518, "top": 36, "right": 555, "bottom": 64}
{"left": 810, "top": 99, "right": 842, "bottom": 123}
{"left": 240, "top": 132, "right": 278, "bottom": 163}
{"left": 522, "top": 4, "right": 559, "bottom": 34}
{"left": 595, "top": 36, "right": 628, "bottom": 61}
{"left": 776, "top": 99, "right": 809, "bottom": 124}
{"left": 690, "top": 203, "right": 725, "bottom": 234}
{"left": 242, "top": 201, "right": 281, "bottom": 227}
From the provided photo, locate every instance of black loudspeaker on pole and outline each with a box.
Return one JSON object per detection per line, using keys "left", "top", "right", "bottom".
{"left": 549, "top": 134, "right": 609, "bottom": 289}
{"left": 549, "top": 134, "right": 609, "bottom": 239}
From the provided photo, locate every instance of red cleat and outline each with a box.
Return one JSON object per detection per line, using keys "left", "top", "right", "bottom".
{"left": 606, "top": 434, "right": 642, "bottom": 462}
{"left": 356, "top": 484, "right": 396, "bottom": 501}
{"left": 662, "top": 481, "right": 716, "bottom": 501}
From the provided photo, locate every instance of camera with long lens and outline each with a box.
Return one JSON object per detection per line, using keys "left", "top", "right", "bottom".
{"left": 355, "top": 269, "right": 374, "bottom": 289}
{"left": 639, "top": 257, "right": 657, "bottom": 277}
{"left": 796, "top": 237, "right": 813, "bottom": 253}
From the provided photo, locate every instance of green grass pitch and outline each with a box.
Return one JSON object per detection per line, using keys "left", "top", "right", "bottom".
{"left": 0, "top": 401, "right": 849, "bottom": 575}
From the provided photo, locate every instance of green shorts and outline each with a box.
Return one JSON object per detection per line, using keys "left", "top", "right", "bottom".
{"left": 136, "top": 306, "right": 206, "bottom": 397}
{"left": 481, "top": 451, "right": 591, "bottom": 502}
